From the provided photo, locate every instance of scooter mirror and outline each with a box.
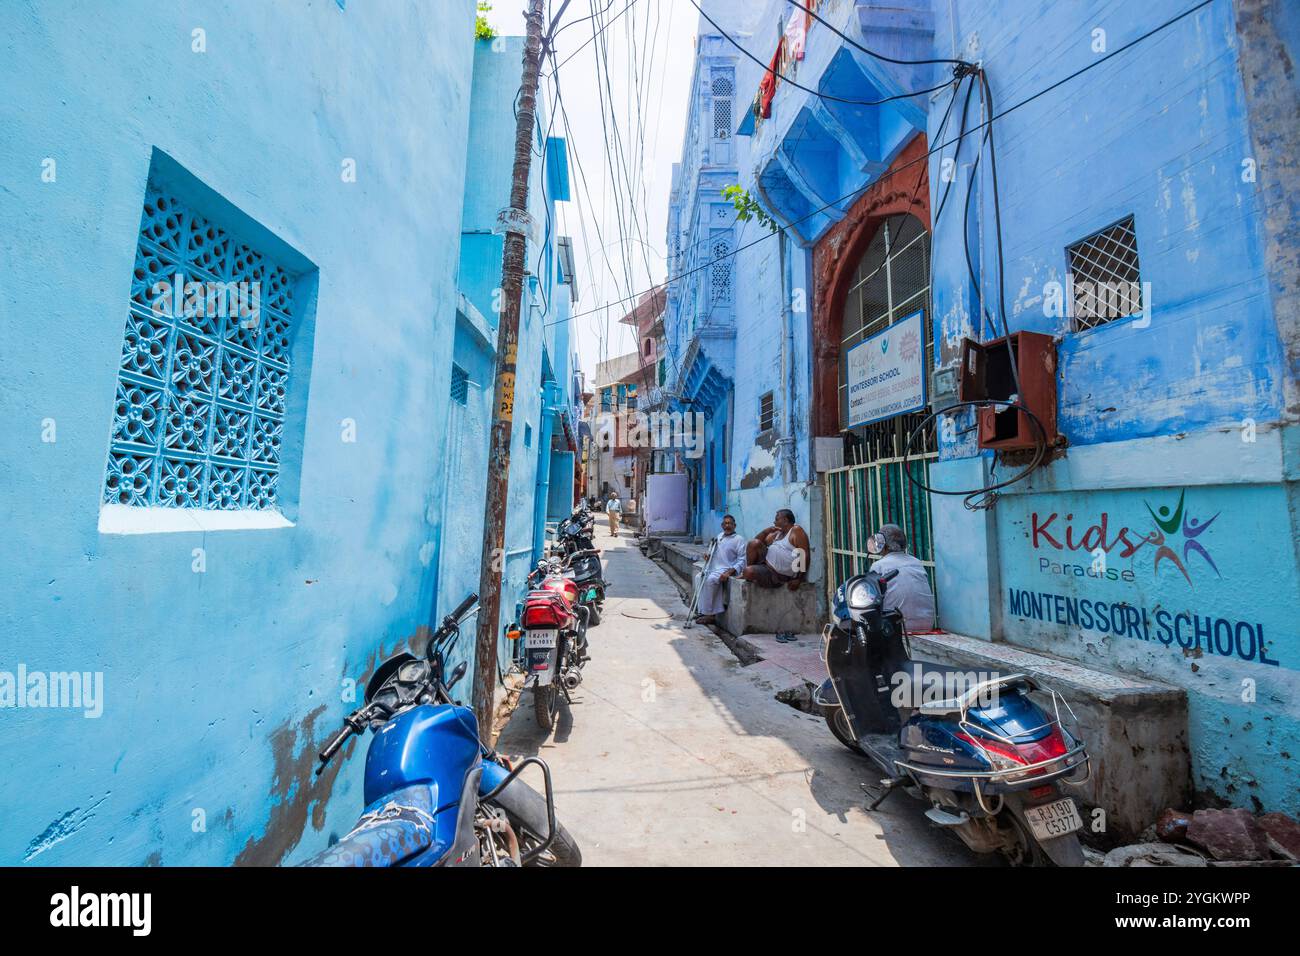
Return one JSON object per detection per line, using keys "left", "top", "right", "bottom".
{"left": 446, "top": 661, "right": 468, "bottom": 691}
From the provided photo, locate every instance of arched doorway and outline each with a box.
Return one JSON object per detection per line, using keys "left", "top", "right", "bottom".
{"left": 837, "top": 212, "right": 935, "bottom": 464}
{"left": 812, "top": 135, "right": 938, "bottom": 617}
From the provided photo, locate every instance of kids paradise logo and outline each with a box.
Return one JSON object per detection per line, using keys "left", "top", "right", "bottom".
{"left": 1012, "top": 489, "right": 1280, "bottom": 666}
{"left": 1030, "top": 489, "right": 1219, "bottom": 587}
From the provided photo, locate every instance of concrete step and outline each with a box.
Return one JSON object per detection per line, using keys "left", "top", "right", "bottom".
{"left": 909, "top": 630, "right": 1190, "bottom": 842}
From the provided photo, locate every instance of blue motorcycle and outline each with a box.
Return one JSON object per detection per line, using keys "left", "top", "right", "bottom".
{"left": 816, "top": 570, "right": 1090, "bottom": 866}
{"left": 302, "top": 593, "right": 582, "bottom": 867}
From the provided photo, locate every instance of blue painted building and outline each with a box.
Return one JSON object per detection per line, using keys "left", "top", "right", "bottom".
{"left": 698, "top": 0, "right": 1299, "bottom": 814}
{"left": 663, "top": 4, "right": 824, "bottom": 587}
{"left": 0, "top": 2, "right": 576, "bottom": 865}
{"left": 451, "top": 36, "right": 579, "bottom": 691}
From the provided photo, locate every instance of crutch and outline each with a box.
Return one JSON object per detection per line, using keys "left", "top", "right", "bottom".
{"left": 682, "top": 537, "right": 718, "bottom": 629}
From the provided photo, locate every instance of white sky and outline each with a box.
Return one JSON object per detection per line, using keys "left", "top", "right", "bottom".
{"left": 484, "top": 0, "right": 698, "bottom": 382}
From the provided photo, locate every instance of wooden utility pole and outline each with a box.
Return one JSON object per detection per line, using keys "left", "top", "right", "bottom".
{"left": 471, "top": 0, "right": 548, "bottom": 740}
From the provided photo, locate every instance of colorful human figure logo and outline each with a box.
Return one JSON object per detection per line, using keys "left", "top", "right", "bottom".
{"left": 1144, "top": 489, "right": 1221, "bottom": 585}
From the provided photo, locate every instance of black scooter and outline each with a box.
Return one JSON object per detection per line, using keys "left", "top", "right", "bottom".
{"left": 816, "top": 568, "right": 1091, "bottom": 866}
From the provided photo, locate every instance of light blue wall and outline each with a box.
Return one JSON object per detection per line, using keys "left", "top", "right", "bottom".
{"left": 0, "top": 1, "right": 479, "bottom": 864}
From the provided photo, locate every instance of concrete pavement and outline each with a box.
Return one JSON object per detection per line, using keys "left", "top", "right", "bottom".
{"left": 495, "top": 529, "right": 979, "bottom": 866}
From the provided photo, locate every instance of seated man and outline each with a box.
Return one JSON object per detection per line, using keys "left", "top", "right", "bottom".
{"left": 693, "top": 515, "right": 746, "bottom": 625}
{"left": 869, "top": 523, "right": 936, "bottom": 632}
{"left": 742, "top": 509, "right": 810, "bottom": 592}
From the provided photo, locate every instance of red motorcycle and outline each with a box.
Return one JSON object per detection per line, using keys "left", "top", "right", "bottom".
{"left": 507, "top": 558, "right": 590, "bottom": 732}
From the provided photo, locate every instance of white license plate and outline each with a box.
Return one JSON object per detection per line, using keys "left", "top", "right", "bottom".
{"left": 1024, "top": 797, "right": 1082, "bottom": 841}
{"left": 526, "top": 629, "right": 558, "bottom": 649}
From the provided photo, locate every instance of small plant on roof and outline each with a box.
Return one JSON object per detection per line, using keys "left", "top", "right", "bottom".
{"left": 475, "top": 1, "right": 496, "bottom": 40}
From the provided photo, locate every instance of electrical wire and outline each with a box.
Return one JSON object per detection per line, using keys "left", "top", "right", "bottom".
{"left": 550, "top": 0, "right": 1215, "bottom": 327}
{"left": 543, "top": 0, "right": 638, "bottom": 77}
{"left": 688, "top": 0, "right": 955, "bottom": 109}
{"left": 783, "top": 0, "right": 970, "bottom": 68}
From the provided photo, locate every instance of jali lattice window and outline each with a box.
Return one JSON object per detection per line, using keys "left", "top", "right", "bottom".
{"left": 103, "top": 185, "right": 299, "bottom": 511}
{"left": 710, "top": 231, "right": 732, "bottom": 308}
{"left": 712, "top": 70, "right": 734, "bottom": 140}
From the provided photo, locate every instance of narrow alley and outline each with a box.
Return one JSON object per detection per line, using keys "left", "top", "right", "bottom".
{"left": 496, "top": 531, "right": 974, "bottom": 866}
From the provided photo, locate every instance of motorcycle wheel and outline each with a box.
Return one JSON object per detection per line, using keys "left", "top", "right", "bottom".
{"left": 483, "top": 778, "right": 582, "bottom": 867}
{"left": 586, "top": 602, "right": 602, "bottom": 626}
{"left": 826, "top": 707, "right": 866, "bottom": 756}
{"left": 534, "top": 683, "right": 560, "bottom": 731}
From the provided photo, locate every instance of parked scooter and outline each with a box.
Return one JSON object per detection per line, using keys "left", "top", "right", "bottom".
{"left": 509, "top": 558, "right": 591, "bottom": 732}
{"left": 816, "top": 569, "right": 1090, "bottom": 866}
{"left": 303, "top": 592, "right": 581, "bottom": 867}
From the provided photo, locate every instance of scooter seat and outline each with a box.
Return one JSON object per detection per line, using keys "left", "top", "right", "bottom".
{"left": 894, "top": 660, "right": 1027, "bottom": 715}
{"left": 299, "top": 785, "right": 441, "bottom": 867}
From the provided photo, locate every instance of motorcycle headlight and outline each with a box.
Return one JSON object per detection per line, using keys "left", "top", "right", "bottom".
{"left": 847, "top": 579, "right": 878, "bottom": 610}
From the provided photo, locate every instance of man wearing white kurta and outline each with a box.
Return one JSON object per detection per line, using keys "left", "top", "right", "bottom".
{"left": 694, "top": 515, "right": 747, "bottom": 625}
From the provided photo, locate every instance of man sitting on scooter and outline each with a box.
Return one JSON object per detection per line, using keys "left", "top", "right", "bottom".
{"left": 869, "top": 523, "right": 936, "bottom": 632}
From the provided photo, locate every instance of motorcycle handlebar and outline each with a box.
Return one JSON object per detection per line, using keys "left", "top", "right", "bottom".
{"left": 316, "top": 723, "right": 355, "bottom": 775}
{"left": 448, "top": 592, "right": 479, "bottom": 624}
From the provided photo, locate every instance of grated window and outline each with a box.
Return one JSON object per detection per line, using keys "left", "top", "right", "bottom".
{"left": 103, "top": 184, "right": 299, "bottom": 511}
{"left": 450, "top": 364, "right": 469, "bottom": 405}
{"left": 759, "top": 391, "right": 775, "bottom": 432}
{"left": 1066, "top": 215, "right": 1142, "bottom": 331}
{"left": 710, "top": 232, "right": 732, "bottom": 307}
{"left": 712, "top": 70, "right": 734, "bottom": 140}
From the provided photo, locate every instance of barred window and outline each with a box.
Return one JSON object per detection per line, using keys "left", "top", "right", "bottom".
{"left": 759, "top": 391, "right": 775, "bottom": 432}
{"left": 450, "top": 364, "right": 469, "bottom": 405}
{"left": 103, "top": 184, "right": 300, "bottom": 511}
{"left": 1066, "top": 215, "right": 1142, "bottom": 331}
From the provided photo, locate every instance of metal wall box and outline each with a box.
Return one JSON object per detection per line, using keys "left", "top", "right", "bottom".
{"left": 957, "top": 332, "right": 1057, "bottom": 452}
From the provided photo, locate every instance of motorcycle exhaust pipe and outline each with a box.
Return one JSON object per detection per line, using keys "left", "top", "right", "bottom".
{"left": 562, "top": 670, "right": 583, "bottom": 690}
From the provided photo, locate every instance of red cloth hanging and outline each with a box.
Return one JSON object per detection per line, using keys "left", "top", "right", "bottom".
{"left": 757, "top": 39, "right": 784, "bottom": 119}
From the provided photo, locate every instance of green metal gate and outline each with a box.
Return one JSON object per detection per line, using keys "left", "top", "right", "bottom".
{"left": 823, "top": 453, "right": 938, "bottom": 613}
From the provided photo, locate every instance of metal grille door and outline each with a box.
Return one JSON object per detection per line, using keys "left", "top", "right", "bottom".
{"left": 824, "top": 453, "right": 937, "bottom": 613}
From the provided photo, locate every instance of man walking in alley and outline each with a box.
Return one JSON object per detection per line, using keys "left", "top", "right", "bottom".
{"left": 869, "top": 523, "right": 936, "bottom": 632}
{"left": 743, "top": 509, "right": 810, "bottom": 592}
{"left": 693, "top": 515, "right": 747, "bottom": 625}
{"left": 605, "top": 492, "right": 622, "bottom": 536}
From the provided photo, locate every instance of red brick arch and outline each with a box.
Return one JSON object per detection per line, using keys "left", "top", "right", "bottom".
{"left": 811, "top": 133, "right": 931, "bottom": 438}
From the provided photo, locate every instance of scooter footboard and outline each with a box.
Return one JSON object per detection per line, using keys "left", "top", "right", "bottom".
{"left": 825, "top": 626, "right": 900, "bottom": 737}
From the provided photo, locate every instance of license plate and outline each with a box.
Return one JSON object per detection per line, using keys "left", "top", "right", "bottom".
{"left": 1024, "top": 797, "right": 1082, "bottom": 841}
{"left": 526, "top": 629, "right": 558, "bottom": 649}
